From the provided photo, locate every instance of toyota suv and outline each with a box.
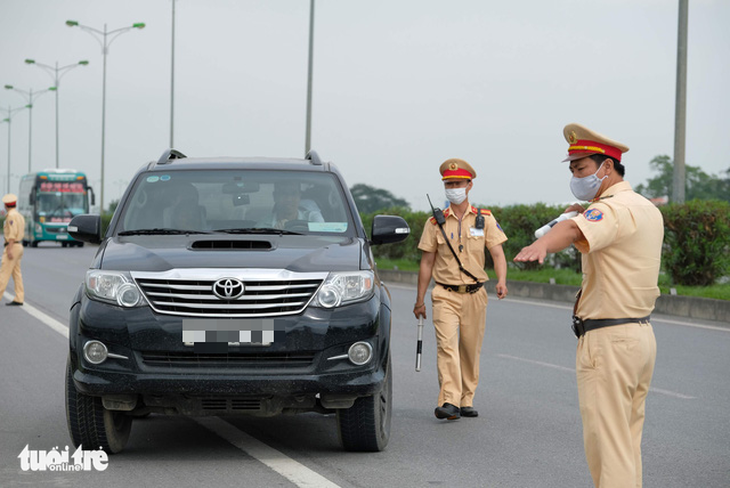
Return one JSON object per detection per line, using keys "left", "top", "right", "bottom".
{"left": 65, "top": 150, "right": 409, "bottom": 453}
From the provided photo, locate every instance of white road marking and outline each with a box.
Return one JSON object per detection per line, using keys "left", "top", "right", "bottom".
{"left": 196, "top": 417, "right": 342, "bottom": 488}
{"left": 4, "top": 292, "right": 68, "bottom": 338}
{"left": 497, "top": 353, "right": 696, "bottom": 400}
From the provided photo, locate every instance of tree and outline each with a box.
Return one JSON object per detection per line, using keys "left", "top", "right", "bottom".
{"left": 635, "top": 155, "right": 729, "bottom": 202}
{"left": 350, "top": 184, "right": 409, "bottom": 213}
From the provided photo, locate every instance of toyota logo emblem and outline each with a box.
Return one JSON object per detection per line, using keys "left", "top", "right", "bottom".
{"left": 212, "top": 278, "right": 245, "bottom": 300}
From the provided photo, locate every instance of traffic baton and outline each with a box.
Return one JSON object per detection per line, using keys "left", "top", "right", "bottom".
{"left": 415, "top": 316, "right": 424, "bottom": 372}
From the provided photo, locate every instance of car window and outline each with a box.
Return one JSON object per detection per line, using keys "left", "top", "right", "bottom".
{"left": 117, "top": 170, "right": 354, "bottom": 236}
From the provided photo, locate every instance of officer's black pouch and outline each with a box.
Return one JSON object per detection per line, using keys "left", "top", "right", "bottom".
{"left": 572, "top": 316, "right": 584, "bottom": 339}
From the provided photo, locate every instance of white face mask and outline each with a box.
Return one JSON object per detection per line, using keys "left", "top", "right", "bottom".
{"left": 570, "top": 162, "right": 607, "bottom": 201}
{"left": 445, "top": 187, "right": 467, "bottom": 205}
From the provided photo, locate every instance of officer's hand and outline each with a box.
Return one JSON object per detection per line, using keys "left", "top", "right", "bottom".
{"left": 7, "top": 248, "right": 13, "bottom": 260}
{"left": 564, "top": 203, "right": 586, "bottom": 214}
{"left": 513, "top": 242, "right": 548, "bottom": 265}
{"left": 413, "top": 303, "right": 427, "bottom": 320}
{"left": 495, "top": 281, "right": 508, "bottom": 299}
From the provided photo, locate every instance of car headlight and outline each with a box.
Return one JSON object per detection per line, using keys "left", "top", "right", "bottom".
{"left": 85, "top": 270, "right": 146, "bottom": 307}
{"left": 313, "top": 271, "right": 374, "bottom": 308}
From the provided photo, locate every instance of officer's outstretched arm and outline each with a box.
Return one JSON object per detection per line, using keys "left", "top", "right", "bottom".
{"left": 414, "top": 251, "right": 436, "bottom": 319}
{"left": 513, "top": 220, "right": 583, "bottom": 265}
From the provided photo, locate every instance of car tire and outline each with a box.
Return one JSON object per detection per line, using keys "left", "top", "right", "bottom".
{"left": 65, "top": 356, "right": 132, "bottom": 454}
{"left": 30, "top": 240, "right": 38, "bottom": 248}
{"left": 337, "top": 355, "right": 392, "bottom": 452}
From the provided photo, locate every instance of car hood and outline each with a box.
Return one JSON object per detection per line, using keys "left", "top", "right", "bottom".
{"left": 97, "top": 235, "right": 366, "bottom": 272}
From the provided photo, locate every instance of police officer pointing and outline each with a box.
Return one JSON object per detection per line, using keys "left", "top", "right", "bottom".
{"left": 1, "top": 193, "right": 26, "bottom": 306}
{"left": 514, "top": 124, "right": 663, "bottom": 487}
{"left": 414, "top": 158, "right": 508, "bottom": 420}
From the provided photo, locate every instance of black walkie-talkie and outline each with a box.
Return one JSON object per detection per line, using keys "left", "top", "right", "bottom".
{"left": 475, "top": 208, "right": 485, "bottom": 230}
{"left": 426, "top": 194, "right": 445, "bottom": 225}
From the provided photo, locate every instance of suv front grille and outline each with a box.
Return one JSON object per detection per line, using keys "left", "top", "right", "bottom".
{"left": 132, "top": 269, "right": 327, "bottom": 318}
{"left": 141, "top": 351, "right": 316, "bottom": 368}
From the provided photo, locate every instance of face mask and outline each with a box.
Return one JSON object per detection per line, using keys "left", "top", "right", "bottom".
{"left": 570, "top": 162, "right": 607, "bottom": 201}
{"left": 445, "top": 187, "right": 467, "bottom": 205}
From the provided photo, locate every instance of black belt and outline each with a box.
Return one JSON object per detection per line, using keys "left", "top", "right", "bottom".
{"left": 572, "top": 315, "right": 651, "bottom": 338}
{"left": 436, "top": 282, "right": 484, "bottom": 294}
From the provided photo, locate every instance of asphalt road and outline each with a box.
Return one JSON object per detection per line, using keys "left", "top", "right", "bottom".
{"left": 1, "top": 244, "right": 729, "bottom": 487}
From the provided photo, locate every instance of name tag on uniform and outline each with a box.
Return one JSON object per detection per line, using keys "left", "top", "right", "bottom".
{"left": 470, "top": 227, "right": 484, "bottom": 237}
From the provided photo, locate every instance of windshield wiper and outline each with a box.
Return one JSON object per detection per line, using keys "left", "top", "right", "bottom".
{"left": 213, "top": 227, "right": 303, "bottom": 235}
{"left": 118, "top": 228, "right": 212, "bottom": 236}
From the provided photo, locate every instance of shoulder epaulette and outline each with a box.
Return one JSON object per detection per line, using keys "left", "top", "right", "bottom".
{"left": 472, "top": 206, "right": 491, "bottom": 216}
{"left": 429, "top": 216, "right": 437, "bottom": 225}
{"left": 443, "top": 208, "right": 451, "bottom": 217}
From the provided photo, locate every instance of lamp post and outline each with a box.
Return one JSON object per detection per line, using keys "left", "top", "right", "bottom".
{"left": 24, "top": 58, "right": 89, "bottom": 169}
{"left": 4, "top": 85, "right": 54, "bottom": 174}
{"left": 304, "top": 0, "right": 315, "bottom": 155}
{"left": 1, "top": 105, "right": 28, "bottom": 193}
{"left": 170, "top": 0, "right": 177, "bottom": 148}
{"left": 66, "top": 19, "right": 145, "bottom": 217}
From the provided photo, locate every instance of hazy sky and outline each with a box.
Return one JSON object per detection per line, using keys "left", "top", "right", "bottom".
{"left": 1, "top": 0, "right": 728, "bottom": 211}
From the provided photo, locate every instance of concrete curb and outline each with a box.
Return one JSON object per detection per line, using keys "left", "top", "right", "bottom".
{"left": 378, "top": 270, "right": 730, "bottom": 324}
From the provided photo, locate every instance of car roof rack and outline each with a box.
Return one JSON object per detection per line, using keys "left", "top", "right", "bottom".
{"left": 305, "top": 150, "right": 322, "bottom": 166}
{"left": 157, "top": 148, "right": 187, "bottom": 165}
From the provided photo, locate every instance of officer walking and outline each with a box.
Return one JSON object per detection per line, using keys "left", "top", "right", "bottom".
{"left": 414, "top": 158, "right": 508, "bottom": 420}
{"left": 514, "top": 124, "right": 663, "bottom": 487}
{"left": 1, "top": 193, "right": 26, "bottom": 306}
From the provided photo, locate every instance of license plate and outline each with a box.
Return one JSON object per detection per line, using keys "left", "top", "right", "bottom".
{"left": 182, "top": 318, "right": 282, "bottom": 347}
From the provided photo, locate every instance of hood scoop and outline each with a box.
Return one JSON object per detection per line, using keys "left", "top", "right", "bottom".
{"left": 191, "top": 240, "right": 272, "bottom": 250}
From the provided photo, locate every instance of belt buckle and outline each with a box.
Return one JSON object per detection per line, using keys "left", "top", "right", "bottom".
{"left": 457, "top": 285, "right": 467, "bottom": 293}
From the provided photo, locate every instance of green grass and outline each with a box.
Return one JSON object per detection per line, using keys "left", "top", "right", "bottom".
{"left": 375, "top": 258, "right": 730, "bottom": 301}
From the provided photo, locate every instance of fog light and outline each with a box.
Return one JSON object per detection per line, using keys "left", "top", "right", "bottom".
{"left": 83, "top": 340, "right": 108, "bottom": 365}
{"left": 348, "top": 341, "right": 373, "bottom": 366}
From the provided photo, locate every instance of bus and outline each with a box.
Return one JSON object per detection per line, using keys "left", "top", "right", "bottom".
{"left": 17, "top": 169, "right": 95, "bottom": 247}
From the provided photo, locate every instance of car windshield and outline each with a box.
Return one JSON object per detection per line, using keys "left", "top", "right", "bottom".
{"left": 116, "top": 169, "right": 354, "bottom": 236}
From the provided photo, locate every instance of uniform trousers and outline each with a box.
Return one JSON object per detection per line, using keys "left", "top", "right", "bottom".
{"left": 576, "top": 322, "right": 656, "bottom": 488}
{"left": 0, "top": 243, "right": 24, "bottom": 303}
{"left": 431, "top": 285, "right": 488, "bottom": 407}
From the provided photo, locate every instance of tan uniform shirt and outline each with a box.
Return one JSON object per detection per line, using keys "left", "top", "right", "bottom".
{"left": 571, "top": 181, "right": 663, "bottom": 320}
{"left": 418, "top": 205, "right": 507, "bottom": 284}
{"left": 3, "top": 208, "right": 25, "bottom": 243}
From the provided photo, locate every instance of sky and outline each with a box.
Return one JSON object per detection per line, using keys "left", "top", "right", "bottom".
{"left": 0, "top": 0, "right": 728, "bottom": 212}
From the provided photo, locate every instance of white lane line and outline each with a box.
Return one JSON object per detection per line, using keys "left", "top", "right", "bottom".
{"left": 196, "top": 417, "right": 342, "bottom": 488}
{"left": 497, "top": 353, "right": 696, "bottom": 400}
{"left": 4, "top": 292, "right": 68, "bottom": 338}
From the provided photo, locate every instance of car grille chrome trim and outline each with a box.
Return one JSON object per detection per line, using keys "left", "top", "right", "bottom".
{"left": 132, "top": 269, "right": 327, "bottom": 318}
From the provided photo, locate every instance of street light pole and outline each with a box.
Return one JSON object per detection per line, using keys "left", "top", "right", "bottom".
{"left": 4, "top": 85, "right": 54, "bottom": 174}
{"left": 170, "top": 0, "right": 177, "bottom": 148}
{"left": 24, "top": 58, "right": 89, "bottom": 168}
{"left": 305, "top": 0, "right": 315, "bottom": 155}
{"left": 1, "top": 105, "right": 27, "bottom": 194}
{"left": 66, "top": 19, "right": 145, "bottom": 217}
{"left": 672, "top": 0, "right": 689, "bottom": 203}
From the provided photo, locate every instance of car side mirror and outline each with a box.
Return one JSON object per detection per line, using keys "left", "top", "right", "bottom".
{"left": 68, "top": 214, "right": 102, "bottom": 244}
{"left": 371, "top": 215, "right": 410, "bottom": 245}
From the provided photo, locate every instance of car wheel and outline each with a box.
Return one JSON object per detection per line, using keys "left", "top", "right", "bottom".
{"left": 30, "top": 240, "right": 38, "bottom": 248}
{"left": 337, "top": 355, "right": 392, "bottom": 452}
{"left": 65, "top": 356, "right": 132, "bottom": 454}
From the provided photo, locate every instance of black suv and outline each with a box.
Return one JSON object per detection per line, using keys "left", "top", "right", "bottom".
{"left": 66, "top": 150, "right": 409, "bottom": 453}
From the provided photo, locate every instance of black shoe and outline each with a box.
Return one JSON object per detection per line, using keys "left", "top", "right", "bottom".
{"left": 5, "top": 301, "right": 23, "bottom": 306}
{"left": 434, "top": 402, "right": 461, "bottom": 420}
{"left": 460, "top": 406, "right": 478, "bottom": 418}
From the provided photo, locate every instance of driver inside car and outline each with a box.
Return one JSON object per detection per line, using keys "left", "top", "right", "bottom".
{"left": 261, "top": 181, "right": 324, "bottom": 229}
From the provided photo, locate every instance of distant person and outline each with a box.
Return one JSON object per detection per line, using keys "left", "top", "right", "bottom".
{"left": 514, "top": 123, "right": 664, "bottom": 488}
{"left": 165, "top": 183, "right": 206, "bottom": 230}
{"left": 262, "top": 181, "right": 323, "bottom": 229}
{"left": 1, "top": 193, "right": 26, "bottom": 306}
{"left": 413, "top": 158, "right": 508, "bottom": 420}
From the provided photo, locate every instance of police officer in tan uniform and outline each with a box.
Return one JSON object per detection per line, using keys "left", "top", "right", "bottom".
{"left": 414, "top": 158, "right": 508, "bottom": 420}
{"left": 515, "top": 124, "right": 663, "bottom": 487}
{"left": 1, "top": 193, "right": 26, "bottom": 306}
